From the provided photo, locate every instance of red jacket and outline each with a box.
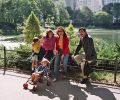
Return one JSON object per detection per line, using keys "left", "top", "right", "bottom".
{"left": 55, "top": 36, "right": 70, "bottom": 55}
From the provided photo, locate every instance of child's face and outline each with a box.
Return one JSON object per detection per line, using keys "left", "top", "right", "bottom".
{"left": 42, "top": 61, "right": 48, "bottom": 67}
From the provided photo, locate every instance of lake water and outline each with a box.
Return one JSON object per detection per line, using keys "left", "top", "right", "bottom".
{"left": 0, "top": 36, "right": 25, "bottom": 50}
{"left": 87, "top": 29, "right": 120, "bottom": 44}
{"left": 0, "top": 29, "right": 120, "bottom": 49}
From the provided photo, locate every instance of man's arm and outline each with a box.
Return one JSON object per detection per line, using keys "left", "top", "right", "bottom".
{"left": 74, "top": 40, "right": 82, "bottom": 55}
{"left": 85, "top": 38, "right": 94, "bottom": 60}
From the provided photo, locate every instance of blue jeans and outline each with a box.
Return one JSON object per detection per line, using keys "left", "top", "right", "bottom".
{"left": 54, "top": 54, "right": 69, "bottom": 79}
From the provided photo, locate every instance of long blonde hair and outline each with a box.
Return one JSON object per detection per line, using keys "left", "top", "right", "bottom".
{"left": 56, "top": 26, "right": 67, "bottom": 37}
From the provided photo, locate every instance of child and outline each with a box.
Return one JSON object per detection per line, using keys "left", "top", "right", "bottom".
{"left": 32, "top": 37, "right": 41, "bottom": 72}
{"left": 31, "top": 58, "right": 50, "bottom": 84}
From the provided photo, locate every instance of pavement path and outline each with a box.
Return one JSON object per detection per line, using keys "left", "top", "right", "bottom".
{"left": 0, "top": 70, "right": 120, "bottom": 100}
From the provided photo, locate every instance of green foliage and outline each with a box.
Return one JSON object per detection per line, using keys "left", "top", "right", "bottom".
{"left": 23, "top": 11, "right": 41, "bottom": 43}
{"left": 80, "top": 6, "right": 93, "bottom": 25}
{"left": 7, "top": 44, "right": 32, "bottom": 70}
{"left": 66, "top": 23, "right": 79, "bottom": 53}
{"left": 0, "top": 0, "right": 120, "bottom": 29}
{"left": 102, "top": 3, "right": 120, "bottom": 24}
{"left": 66, "top": 7, "right": 74, "bottom": 19}
{"left": 73, "top": 6, "right": 93, "bottom": 26}
{"left": 91, "top": 71, "right": 113, "bottom": 81}
{"left": 45, "top": 15, "right": 56, "bottom": 29}
{"left": 15, "top": 44, "right": 31, "bottom": 52}
{"left": 94, "top": 11, "right": 112, "bottom": 26}
{"left": 94, "top": 38, "right": 120, "bottom": 59}
{"left": 57, "top": 3, "right": 70, "bottom": 25}
{"left": 115, "top": 43, "right": 120, "bottom": 59}
{"left": 0, "top": 0, "right": 58, "bottom": 31}
{"left": 0, "top": 29, "right": 3, "bottom": 35}
{"left": 0, "top": 0, "right": 31, "bottom": 24}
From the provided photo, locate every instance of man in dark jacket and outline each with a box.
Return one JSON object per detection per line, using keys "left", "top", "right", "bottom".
{"left": 74, "top": 27, "right": 97, "bottom": 84}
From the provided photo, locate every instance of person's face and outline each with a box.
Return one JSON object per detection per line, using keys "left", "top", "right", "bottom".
{"left": 42, "top": 61, "right": 48, "bottom": 66}
{"left": 58, "top": 29, "right": 64, "bottom": 36}
{"left": 48, "top": 31, "right": 53, "bottom": 38}
{"left": 79, "top": 30, "right": 86, "bottom": 38}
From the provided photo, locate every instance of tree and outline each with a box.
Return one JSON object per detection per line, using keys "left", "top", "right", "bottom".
{"left": 0, "top": 0, "right": 32, "bottom": 25}
{"left": 80, "top": 6, "right": 93, "bottom": 25}
{"left": 93, "top": 11, "right": 112, "bottom": 26}
{"left": 103, "top": 3, "right": 120, "bottom": 24}
{"left": 57, "top": 2, "right": 70, "bottom": 25}
{"left": 23, "top": 11, "right": 41, "bottom": 43}
{"left": 0, "top": 0, "right": 58, "bottom": 27}
{"left": 73, "top": 6, "right": 93, "bottom": 26}
{"left": 66, "top": 23, "right": 79, "bottom": 53}
{"left": 34, "top": 0, "right": 58, "bottom": 24}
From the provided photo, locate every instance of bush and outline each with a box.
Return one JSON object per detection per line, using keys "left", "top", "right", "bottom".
{"left": 6, "top": 44, "right": 32, "bottom": 70}
{"left": 91, "top": 71, "right": 114, "bottom": 81}
{"left": 23, "top": 11, "right": 41, "bottom": 43}
{"left": 94, "top": 38, "right": 120, "bottom": 59}
{"left": 66, "top": 23, "right": 79, "bottom": 53}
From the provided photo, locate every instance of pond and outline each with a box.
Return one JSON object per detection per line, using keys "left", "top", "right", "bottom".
{"left": 0, "top": 35, "right": 25, "bottom": 50}
{"left": 0, "top": 28, "right": 120, "bottom": 50}
{"left": 87, "top": 29, "right": 120, "bottom": 44}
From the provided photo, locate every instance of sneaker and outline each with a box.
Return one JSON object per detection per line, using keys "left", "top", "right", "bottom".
{"left": 53, "top": 78, "right": 57, "bottom": 82}
{"left": 80, "top": 78, "right": 89, "bottom": 84}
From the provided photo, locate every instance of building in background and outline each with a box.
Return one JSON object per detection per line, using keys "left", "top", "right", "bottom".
{"left": 102, "top": 0, "right": 120, "bottom": 6}
{"left": 63, "top": 0, "right": 120, "bottom": 12}
{"left": 65, "top": 0, "right": 102, "bottom": 12}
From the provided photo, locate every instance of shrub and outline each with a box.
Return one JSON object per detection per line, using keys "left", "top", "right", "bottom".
{"left": 23, "top": 11, "right": 41, "bottom": 43}
{"left": 66, "top": 23, "right": 79, "bottom": 53}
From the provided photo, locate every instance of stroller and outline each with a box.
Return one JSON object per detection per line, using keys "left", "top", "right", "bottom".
{"left": 23, "top": 72, "right": 51, "bottom": 91}
{"left": 23, "top": 58, "right": 53, "bottom": 91}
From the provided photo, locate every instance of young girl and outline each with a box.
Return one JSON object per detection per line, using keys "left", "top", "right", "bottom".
{"left": 32, "top": 37, "right": 41, "bottom": 72}
{"left": 31, "top": 58, "right": 50, "bottom": 84}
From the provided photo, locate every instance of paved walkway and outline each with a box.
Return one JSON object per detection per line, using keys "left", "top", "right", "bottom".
{"left": 0, "top": 70, "right": 120, "bottom": 100}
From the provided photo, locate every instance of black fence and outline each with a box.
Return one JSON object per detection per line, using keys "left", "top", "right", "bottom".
{"left": 0, "top": 46, "right": 32, "bottom": 74}
{"left": 0, "top": 46, "right": 120, "bottom": 83}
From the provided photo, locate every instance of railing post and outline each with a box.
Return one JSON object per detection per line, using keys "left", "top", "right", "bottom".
{"left": 3, "top": 46, "right": 7, "bottom": 75}
{"left": 114, "top": 56, "right": 118, "bottom": 83}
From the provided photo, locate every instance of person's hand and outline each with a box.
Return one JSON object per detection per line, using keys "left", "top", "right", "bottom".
{"left": 82, "top": 59, "right": 86, "bottom": 62}
{"left": 54, "top": 50, "right": 58, "bottom": 55}
{"left": 72, "top": 55, "right": 75, "bottom": 60}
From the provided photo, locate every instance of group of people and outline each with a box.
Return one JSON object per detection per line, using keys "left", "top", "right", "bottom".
{"left": 31, "top": 26, "right": 97, "bottom": 84}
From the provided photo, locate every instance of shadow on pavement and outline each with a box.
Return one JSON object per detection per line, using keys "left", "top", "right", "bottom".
{"left": 81, "top": 83, "right": 117, "bottom": 100}
{"left": 30, "top": 80, "right": 117, "bottom": 100}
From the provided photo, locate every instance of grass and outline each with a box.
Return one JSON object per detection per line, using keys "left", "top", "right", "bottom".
{"left": 90, "top": 71, "right": 114, "bottom": 81}
{"left": 67, "top": 70, "right": 120, "bottom": 87}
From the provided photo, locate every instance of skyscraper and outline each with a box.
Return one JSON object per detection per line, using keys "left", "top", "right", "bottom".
{"left": 65, "top": 0, "right": 102, "bottom": 12}
{"left": 102, "top": 0, "right": 120, "bottom": 6}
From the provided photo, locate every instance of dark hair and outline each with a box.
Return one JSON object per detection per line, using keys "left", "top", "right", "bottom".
{"left": 39, "top": 35, "right": 42, "bottom": 39}
{"left": 79, "top": 27, "right": 86, "bottom": 32}
{"left": 57, "top": 26, "right": 67, "bottom": 37}
{"left": 46, "top": 29, "right": 54, "bottom": 38}
{"left": 33, "top": 37, "right": 39, "bottom": 42}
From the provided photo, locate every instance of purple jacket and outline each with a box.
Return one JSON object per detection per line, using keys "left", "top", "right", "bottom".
{"left": 42, "top": 36, "right": 56, "bottom": 51}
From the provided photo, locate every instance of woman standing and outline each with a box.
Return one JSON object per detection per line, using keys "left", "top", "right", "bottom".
{"left": 53, "top": 26, "right": 70, "bottom": 81}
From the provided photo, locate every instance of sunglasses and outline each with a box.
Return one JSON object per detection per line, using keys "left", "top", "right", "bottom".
{"left": 58, "top": 30, "right": 64, "bottom": 32}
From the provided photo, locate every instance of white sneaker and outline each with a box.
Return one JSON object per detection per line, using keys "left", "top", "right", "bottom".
{"left": 53, "top": 78, "right": 57, "bottom": 82}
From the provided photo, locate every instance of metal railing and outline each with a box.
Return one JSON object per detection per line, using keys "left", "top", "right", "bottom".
{"left": 0, "top": 46, "right": 32, "bottom": 74}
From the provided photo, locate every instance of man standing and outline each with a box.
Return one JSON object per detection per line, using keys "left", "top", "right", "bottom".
{"left": 74, "top": 27, "right": 97, "bottom": 84}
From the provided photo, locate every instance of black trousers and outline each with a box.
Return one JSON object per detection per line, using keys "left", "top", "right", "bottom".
{"left": 38, "top": 47, "right": 54, "bottom": 61}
